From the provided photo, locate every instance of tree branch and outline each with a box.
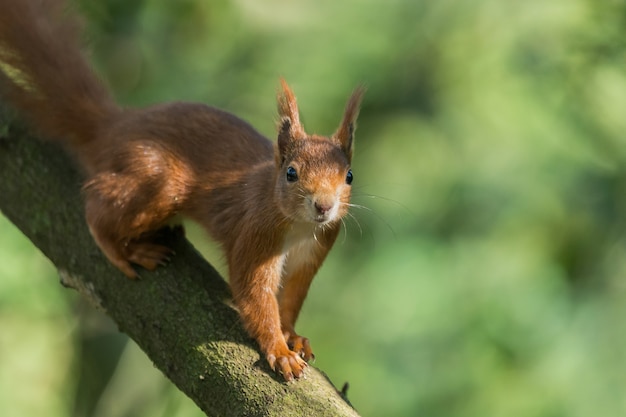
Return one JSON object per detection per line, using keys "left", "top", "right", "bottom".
{"left": 0, "top": 106, "right": 360, "bottom": 417}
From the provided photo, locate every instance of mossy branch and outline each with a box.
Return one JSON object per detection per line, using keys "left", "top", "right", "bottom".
{"left": 0, "top": 106, "right": 360, "bottom": 417}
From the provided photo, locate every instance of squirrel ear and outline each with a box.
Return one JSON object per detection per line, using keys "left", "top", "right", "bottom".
{"left": 333, "top": 86, "right": 365, "bottom": 160}
{"left": 277, "top": 79, "right": 305, "bottom": 155}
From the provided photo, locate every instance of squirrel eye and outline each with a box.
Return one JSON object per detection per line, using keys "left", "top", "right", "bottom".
{"left": 346, "top": 169, "right": 354, "bottom": 185}
{"left": 286, "top": 166, "right": 298, "bottom": 182}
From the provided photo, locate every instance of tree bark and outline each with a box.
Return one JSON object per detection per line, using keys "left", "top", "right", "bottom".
{"left": 0, "top": 105, "right": 360, "bottom": 417}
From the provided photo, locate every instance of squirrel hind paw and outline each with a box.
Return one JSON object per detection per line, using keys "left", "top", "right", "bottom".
{"left": 122, "top": 224, "right": 183, "bottom": 273}
{"left": 125, "top": 241, "right": 175, "bottom": 272}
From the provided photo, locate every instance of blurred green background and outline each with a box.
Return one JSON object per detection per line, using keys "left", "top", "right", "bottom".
{"left": 2, "top": 0, "right": 626, "bottom": 416}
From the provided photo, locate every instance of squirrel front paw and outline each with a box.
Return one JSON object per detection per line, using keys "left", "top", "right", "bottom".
{"left": 284, "top": 331, "right": 314, "bottom": 362}
{"left": 267, "top": 345, "right": 308, "bottom": 381}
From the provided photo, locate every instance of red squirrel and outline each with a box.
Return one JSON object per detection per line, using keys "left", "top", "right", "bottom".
{"left": 0, "top": 0, "right": 363, "bottom": 381}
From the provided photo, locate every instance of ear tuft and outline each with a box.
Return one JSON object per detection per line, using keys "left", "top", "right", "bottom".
{"left": 276, "top": 79, "right": 307, "bottom": 164}
{"left": 333, "top": 85, "right": 365, "bottom": 160}
{"left": 277, "top": 78, "right": 304, "bottom": 136}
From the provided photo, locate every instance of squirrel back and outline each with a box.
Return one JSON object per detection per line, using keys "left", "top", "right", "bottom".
{"left": 0, "top": 0, "right": 118, "bottom": 146}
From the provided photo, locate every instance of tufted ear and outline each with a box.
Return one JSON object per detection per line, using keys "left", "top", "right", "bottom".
{"left": 276, "top": 78, "right": 305, "bottom": 159}
{"left": 332, "top": 86, "right": 365, "bottom": 161}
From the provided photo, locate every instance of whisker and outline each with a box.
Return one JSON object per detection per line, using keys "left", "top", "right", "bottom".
{"left": 343, "top": 198, "right": 397, "bottom": 240}
{"left": 345, "top": 203, "right": 372, "bottom": 212}
{"left": 345, "top": 211, "right": 363, "bottom": 237}
{"left": 352, "top": 192, "right": 414, "bottom": 216}
{"left": 339, "top": 217, "right": 348, "bottom": 244}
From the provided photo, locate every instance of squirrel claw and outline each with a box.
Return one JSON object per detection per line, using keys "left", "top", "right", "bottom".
{"left": 267, "top": 354, "right": 277, "bottom": 371}
{"left": 266, "top": 347, "right": 307, "bottom": 382}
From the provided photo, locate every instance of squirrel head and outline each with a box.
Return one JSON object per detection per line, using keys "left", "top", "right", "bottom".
{"left": 274, "top": 79, "right": 364, "bottom": 226}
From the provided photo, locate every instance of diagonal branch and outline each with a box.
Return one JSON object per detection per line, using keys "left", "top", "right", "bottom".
{"left": 0, "top": 106, "right": 360, "bottom": 417}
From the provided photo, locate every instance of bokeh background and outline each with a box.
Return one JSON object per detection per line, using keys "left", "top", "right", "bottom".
{"left": 2, "top": 0, "right": 626, "bottom": 416}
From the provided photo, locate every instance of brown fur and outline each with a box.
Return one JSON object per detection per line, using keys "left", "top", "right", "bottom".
{"left": 0, "top": 0, "right": 364, "bottom": 381}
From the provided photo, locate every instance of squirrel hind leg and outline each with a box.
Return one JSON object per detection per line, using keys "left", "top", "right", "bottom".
{"left": 88, "top": 219, "right": 178, "bottom": 278}
{"left": 83, "top": 174, "right": 184, "bottom": 278}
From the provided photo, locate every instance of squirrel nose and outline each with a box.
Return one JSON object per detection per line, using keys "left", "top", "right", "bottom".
{"left": 314, "top": 202, "right": 333, "bottom": 215}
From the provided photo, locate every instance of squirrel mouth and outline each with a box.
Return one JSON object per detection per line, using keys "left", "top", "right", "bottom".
{"left": 314, "top": 213, "right": 335, "bottom": 224}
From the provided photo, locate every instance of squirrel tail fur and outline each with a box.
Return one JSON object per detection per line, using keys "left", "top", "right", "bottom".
{"left": 0, "top": 0, "right": 118, "bottom": 146}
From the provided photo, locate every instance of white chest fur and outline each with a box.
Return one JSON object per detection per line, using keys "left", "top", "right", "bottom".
{"left": 281, "top": 222, "right": 319, "bottom": 279}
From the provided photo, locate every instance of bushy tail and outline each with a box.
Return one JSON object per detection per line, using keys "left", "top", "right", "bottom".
{"left": 0, "top": 0, "right": 118, "bottom": 146}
